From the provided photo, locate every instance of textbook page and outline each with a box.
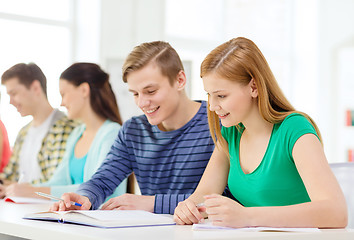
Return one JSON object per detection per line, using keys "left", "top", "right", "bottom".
{"left": 24, "top": 210, "right": 176, "bottom": 228}
{"left": 193, "top": 221, "right": 320, "bottom": 232}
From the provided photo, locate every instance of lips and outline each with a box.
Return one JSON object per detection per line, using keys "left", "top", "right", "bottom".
{"left": 217, "top": 112, "right": 230, "bottom": 118}
{"left": 145, "top": 106, "right": 159, "bottom": 114}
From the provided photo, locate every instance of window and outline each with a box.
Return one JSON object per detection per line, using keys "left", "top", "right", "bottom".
{"left": 0, "top": 0, "right": 73, "bottom": 145}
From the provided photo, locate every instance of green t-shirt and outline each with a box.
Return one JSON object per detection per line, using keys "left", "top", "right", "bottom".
{"left": 222, "top": 113, "right": 318, "bottom": 207}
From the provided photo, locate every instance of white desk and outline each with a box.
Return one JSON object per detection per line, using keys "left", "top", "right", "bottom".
{"left": 0, "top": 201, "right": 353, "bottom": 240}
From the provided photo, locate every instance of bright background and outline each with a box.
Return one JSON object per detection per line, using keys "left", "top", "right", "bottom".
{"left": 1, "top": 0, "right": 354, "bottom": 163}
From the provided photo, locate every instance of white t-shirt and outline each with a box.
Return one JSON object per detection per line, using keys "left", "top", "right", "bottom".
{"left": 18, "top": 109, "right": 57, "bottom": 183}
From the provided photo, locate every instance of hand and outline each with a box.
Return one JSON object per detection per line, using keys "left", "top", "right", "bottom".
{"left": 5, "top": 183, "right": 37, "bottom": 197}
{"left": 173, "top": 198, "right": 205, "bottom": 225}
{"left": 101, "top": 194, "right": 155, "bottom": 212}
{"left": 50, "top": 192, "right": 91, "bottom": 211}
{"left": 204, "top": 194, "right": 247, "bottom": 228}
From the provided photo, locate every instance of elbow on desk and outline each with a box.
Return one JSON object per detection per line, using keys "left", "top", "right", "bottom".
{"left": 318, "top": 203, "right": 348, "bottom": 229}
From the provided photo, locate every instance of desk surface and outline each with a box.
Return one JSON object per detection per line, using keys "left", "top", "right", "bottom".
{"left": 0, "top": 201, "right": 353, "bottom": 240}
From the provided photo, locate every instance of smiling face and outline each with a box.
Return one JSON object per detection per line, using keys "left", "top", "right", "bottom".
{"left": 4, "top": 77, "right": 37, "bottom": 117}
{"left": 59, "top": 79, "right": 87, "bottom": 120}
{"left": 127, "top": 63, "right": 182, "bottom": 126}
{"left": 203, "top": 73, "right": 258, "bottom": 127}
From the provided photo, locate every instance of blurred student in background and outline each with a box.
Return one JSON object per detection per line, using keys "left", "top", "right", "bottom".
{"left": 50, "top": 41, "right": 215, "bottom": 214}
{"left": 173, "top": 37, "right": 347, "bottom": 228}
{"left": 0, "top": 63, "right": 77, "bottom": 198}
{"left": 5, "top": 63, "right": 127, "bottom": 199}
{"left": 0, "top": 119, "right": 11, "bottom": 173}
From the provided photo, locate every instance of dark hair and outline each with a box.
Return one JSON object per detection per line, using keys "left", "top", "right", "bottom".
{"left": 122, "top": 41, "right": 184, "bottom": 85}
{"left": 60, "top": 63, "right": 122, "bottom": 125}
{"left": 1, "top": 63, "right": 47, "bottom": 96}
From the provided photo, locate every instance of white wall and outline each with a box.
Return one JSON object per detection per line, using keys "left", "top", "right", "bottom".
{"left": 98, "top": 0, "right": 354, "bottom": 163}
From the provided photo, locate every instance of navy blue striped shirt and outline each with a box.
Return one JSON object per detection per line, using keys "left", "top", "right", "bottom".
{"left": 77, "top": 101, "right": 214, "bottom": 214}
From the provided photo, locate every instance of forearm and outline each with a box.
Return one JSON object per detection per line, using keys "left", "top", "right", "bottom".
{"left": 246, "top": 200, "right": 347, "bottom": 228}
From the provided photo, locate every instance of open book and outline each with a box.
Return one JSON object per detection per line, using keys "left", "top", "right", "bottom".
{"left": 24, "top": 210, "right": 175, "bottom": 228}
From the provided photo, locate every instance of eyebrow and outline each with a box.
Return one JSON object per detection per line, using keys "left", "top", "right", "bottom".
{"left": 128, "top": 84, "right": 157, "bottom": 92}
{"left": 209, "top": 90, "right": 225, "bottom": 94}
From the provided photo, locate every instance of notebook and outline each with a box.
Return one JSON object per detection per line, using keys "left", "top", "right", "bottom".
{"left": 23, "top": 210, "right": 175, "bottom": 228}
{"left": 192, "top": 222, "right": 320, "bottom": 232}
{"left": 4, "top": 196, "right": 53, "bottom": 204}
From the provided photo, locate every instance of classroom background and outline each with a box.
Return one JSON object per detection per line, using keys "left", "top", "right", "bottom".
{"left": 0, "top": 0, "right": 354, "bottom": 164}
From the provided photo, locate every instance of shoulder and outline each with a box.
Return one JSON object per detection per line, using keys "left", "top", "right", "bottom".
{"left": 52, "top": 114, "right": 78, "bottom": 132}
{"left": 17, "top": 122, "right": 32, "bottom": 138}
{"left": 196, "top": 100, "right": 208, "bottom": 116}
{"left": 280, "top": 113, "right": 315, "bottom": 132}
{"left": 275, "top": 113, "right": 318, "bottom": 148}
{"left": 99, "top": 120, "right": 121, "bottom": 137}
{"left": 187, "top": 100, "right": 209, "bottom": 127}
{"left": 122, "top": 114, "right": 151, "bottom": 132}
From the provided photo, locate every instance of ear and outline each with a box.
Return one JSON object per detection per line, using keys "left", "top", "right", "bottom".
{"left": 249, "top": 78, "right": 258, "bottom": 98}
{"left": 30, "top": 80, "right": 44, "bottom": 96}
{"left": 175, "top": 70, "right": 187, "bottom": 91}
{"left": 79, "top": 82, "right": 90, "bottom": 98}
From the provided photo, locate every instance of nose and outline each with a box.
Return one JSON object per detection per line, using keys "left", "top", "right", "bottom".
{"left": 60, "top": 98, "right": 65, "bottom": 107}
{"left": 9, "top": 96, "right": 15, "bottom": 106}
{"left": 137, "top": 95, "right": 150, "bottom": 109}
{"left": 208, "top": 96, "right": 220, "bottom": 112}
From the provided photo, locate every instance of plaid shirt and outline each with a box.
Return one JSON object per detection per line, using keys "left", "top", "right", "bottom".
{"left": 0, "top": 110, "right": 77, "bottom": 184}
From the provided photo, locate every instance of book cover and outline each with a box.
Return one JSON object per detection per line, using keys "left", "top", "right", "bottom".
{"left": 23, "top": 210, "right": 175, "bottom": 228}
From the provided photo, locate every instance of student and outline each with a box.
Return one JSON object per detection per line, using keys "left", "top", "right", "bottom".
{"left": 173, "top": 37, "right": 347, "bottom": 228}
{"left": 50, "top": 41, "right": 214, "bottom": 214}
{"left": 0, "top": 63, "right": 77, "bottom": 192}
{"left": 0, "top": 119, "right": 11, "bottom": 173}
{"left": 5, "top": 63, "right": 126, "bottom": 199}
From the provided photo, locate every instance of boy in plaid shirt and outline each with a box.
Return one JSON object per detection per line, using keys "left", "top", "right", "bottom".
{"left": 0, "top": 63, "right": 76, "bottom": 198}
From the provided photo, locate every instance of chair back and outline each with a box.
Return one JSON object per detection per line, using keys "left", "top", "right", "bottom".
{"left": 330, "top": 162, "right": 354, "bottom": 228}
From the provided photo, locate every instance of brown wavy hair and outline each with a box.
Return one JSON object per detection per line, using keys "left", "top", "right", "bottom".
{"left": 201, "top": 37, "right": 322, "bottom": 153}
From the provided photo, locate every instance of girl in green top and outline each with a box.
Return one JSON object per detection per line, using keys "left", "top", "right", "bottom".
{"left": 174, "top": 37, "right": 347, "bottom": 228}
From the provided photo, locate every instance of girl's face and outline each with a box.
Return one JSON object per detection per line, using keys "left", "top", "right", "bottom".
{"left": 127, "top": 63, "right": 183, "bottom": 127}
{"left": 59, "top": 79, "right": 87, "bottom": 120}
{"left": 203, "top": 73, "right": 258, "bottom": 127}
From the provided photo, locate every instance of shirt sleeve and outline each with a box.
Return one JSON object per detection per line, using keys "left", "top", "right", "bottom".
{"left": 154, "top": 193, "right": 192, "bottom": 214}
{"left": 282, "top": 114, "right": 318, "bottom": 158}
{"left": 76, "top": 125, "right": 133, "bottom": 210}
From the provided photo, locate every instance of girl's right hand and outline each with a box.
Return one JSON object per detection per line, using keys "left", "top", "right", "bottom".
{"left": 173, "top": 198, "right": 205, "bottom": 225}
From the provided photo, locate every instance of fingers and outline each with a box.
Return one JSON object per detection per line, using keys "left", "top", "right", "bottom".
{"left": 61, "top": 193, "right": 74, "bottom": 209}
{"left": 101, "top": 195, "right": 125, "bottom": 210}
{"left": 174, "top": 199, "right": 204, "bottom": 225}
{"left": 49, "top": 202, "right": 60, "bottom": 211}
{"left": 101, "top": 198, "right": 117, "bottom": 210}
{"left": 173, "top": 213, "right": 186, "bottom": 225}
{"left": 58, "top": 193, "right": 91, "bottom": 211}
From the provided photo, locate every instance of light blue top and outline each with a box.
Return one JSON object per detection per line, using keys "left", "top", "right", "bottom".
{"left": 69, "top": 152, "right": 87, "bottom": 184}
{"left": 37, "top": 120, "right": 127, "bottom": 199}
